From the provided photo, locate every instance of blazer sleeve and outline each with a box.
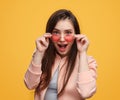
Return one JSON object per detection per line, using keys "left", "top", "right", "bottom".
{"left": 24, "top": 60, "right": 42, "bottom": 90}
{"left": 76, "top": 56, "right": 97, "bottom": 98}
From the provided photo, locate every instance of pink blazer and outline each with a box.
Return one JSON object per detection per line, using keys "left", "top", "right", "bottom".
{"left": 24, "top": 53, "right": 97, "bottom": 100}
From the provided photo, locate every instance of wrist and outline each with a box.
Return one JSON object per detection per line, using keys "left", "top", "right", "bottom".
{"left": 79, "top": 51, "right": 87, "bottom": 56}
{"left": 35, "top": 49, "right": 44, "bottom": 55}
{"left": 78, "top": 51, "right": 89, "bottom": 72}
{"left": 32, "top": 49, "right": 44, "bottom": 65}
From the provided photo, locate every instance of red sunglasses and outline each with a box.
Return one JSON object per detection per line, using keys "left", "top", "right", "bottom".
{"left": 51, "top": 34, "right": 75, "bottom": 42}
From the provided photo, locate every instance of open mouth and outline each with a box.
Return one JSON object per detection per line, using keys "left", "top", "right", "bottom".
{"left": 57, "top": 44, "right": 68, "bottom": 52}
{"left": 58, "top": 44, "right": 67, "bottom": 48}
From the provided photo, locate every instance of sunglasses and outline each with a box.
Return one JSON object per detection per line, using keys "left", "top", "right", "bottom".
{"left": 51, "top": 33, "right": 75, "bottom": 42}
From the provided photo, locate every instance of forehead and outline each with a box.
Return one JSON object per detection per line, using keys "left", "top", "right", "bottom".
{"left": 54, "top": 19, "right": 74, "bottom": 30}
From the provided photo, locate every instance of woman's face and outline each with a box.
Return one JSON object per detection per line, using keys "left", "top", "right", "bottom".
{"left": 51, "top": 19, "right": 75, "bottom": 57}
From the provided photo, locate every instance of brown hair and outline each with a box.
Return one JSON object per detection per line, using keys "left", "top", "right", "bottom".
{"left": 36, "top": 9, "right": 81, "bottom": 96}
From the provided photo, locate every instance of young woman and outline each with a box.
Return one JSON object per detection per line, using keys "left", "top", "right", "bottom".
{"left": 24, "top": 9, "right": 97, "bottom": 100}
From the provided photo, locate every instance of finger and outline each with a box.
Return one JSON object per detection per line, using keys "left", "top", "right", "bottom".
{"left": 40, "top": 38, "right": 49, "bottom": 47}
{"left": 74, "top": 34, "right": 86, "bottom": 41}
{"left": 80, "top": 38, "right": 86, "bottom": 44}
{"left": 36, "top": 37, "right": 48, "bottom": 47}
{"left": 74, "top": 34, "right": 86, "bottom": 38}
{"left": 81, "top": 37, "right": 85, "bottom": 40}
{"left": 44, "top": 33, "right": 52, "bottom": 42}
{"left": 81, "top": 37, "right": 89, "bottom": 44}
{"left": 44, "top": 33, "right": 52, "bottom": 38}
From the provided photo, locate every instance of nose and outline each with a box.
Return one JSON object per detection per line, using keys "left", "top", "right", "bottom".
{"left": 60, "top": 33, "right": 65, "bottom": 41}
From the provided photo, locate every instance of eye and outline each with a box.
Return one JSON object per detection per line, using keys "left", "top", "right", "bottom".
{"left": 65, "top": 31, "right": 72, "bottom": 35}
{"left": 52, "top": 30, "right": 60, "bottom": 35}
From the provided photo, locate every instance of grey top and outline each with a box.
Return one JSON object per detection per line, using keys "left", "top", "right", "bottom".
{"left": 44, "top": 68, "right": 58, "bottom": 100}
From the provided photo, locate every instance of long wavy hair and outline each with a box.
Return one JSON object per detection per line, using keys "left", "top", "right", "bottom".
{"left": 36, "top": 9, "right": 81, "bottom": 96}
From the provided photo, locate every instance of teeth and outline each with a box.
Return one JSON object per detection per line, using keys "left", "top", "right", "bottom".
{"left": 58, "top": 44, "right": 67, "bottom": 48}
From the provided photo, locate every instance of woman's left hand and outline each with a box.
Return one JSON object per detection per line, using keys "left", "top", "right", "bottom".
{"left": 75, "top": 34, "right": 89, "bottom": 53}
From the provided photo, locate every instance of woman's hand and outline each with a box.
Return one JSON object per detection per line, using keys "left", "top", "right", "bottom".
{"left": 32, "top": 33, "right": 52, "bottom": 65}
{"left": 75, "top": 34, "right": 89, "bottom": 53}
{"left": 35, "top": 33, "right": 52, "bottom": 53}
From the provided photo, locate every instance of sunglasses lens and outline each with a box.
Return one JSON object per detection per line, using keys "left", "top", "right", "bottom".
{"left": 65, "top": 35, "right": 74, "bottom": 42}
{"left": 51, "top": 34, "right": 60, "bottom": 42}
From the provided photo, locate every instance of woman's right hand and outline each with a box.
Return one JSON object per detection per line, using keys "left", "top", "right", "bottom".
{"left": 32, "top": 33, "right": 52, "bottom": 65}
{"left": 36, "top": 33, "right": 52, "bottom": 53}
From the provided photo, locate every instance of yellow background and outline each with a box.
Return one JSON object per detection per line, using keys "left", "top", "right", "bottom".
{"left": 0, "top": 0, "right": 120, "bottom": 100}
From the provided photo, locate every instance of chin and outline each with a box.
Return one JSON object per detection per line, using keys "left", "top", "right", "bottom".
{"left": 58, "top": 52, "right": 68, "bottom": 57}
